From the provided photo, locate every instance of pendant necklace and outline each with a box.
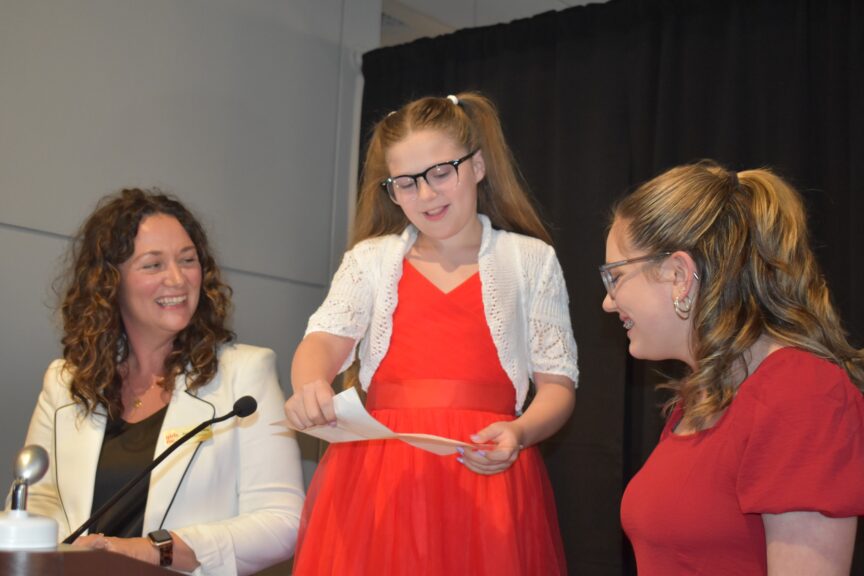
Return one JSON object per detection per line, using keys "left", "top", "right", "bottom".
{"left": 132, "top": 383, "right": 156, "bottom": 409}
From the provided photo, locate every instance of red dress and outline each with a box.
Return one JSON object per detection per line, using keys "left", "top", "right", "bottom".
{"left": 293, "top": 261, "right": 567, "bottom": 575}
{"left": 621, "top": 347, "right": 864, "bottom": 575}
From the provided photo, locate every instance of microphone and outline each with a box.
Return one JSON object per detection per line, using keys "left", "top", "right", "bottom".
{"left": 0, "top": 445, "right": 59, "bottom": 550}
{"left": 62, "top": 396, "right": 257, "bottom": 544}
{"left": 10, "top": 445, "right": 50, "bottom": 511}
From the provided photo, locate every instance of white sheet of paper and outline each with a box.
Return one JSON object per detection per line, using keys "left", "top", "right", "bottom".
{"left": 276, "top": 387, "right": 477, "bottom": 456}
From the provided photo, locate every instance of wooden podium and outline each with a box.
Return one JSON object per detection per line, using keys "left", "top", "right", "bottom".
{"left": 0, "top": 545, "right": 172, "bottom": 575}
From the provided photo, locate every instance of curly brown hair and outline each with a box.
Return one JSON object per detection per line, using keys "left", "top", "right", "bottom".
{"left": 58, "top": 188, "right": 234, "bottom": 418}
{"left": 613, "top": 160, "right": 864, "bottom": 430}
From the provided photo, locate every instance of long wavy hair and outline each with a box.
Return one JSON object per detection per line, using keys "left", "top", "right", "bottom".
{"left": 353, "top": 91, "right": 551, "bottom": 245}
{"left": 612, "top": 160, "right": 864, "bottom": 430}
{"left": 58, "top": 188, "right": 234, "bottom": 418}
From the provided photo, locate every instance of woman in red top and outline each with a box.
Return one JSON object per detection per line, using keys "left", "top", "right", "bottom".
{"left": 601, "top": 161, "right": 864, "bottom": 574}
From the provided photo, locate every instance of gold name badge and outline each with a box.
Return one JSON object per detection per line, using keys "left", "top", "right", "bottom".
{"left": 164, "top": 427, "right": 213, "bottom": 446}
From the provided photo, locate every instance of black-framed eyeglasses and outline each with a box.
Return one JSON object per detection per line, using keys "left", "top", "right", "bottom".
{"left": 380, "top": 149, "right": 478, "bottom": 203}
{"left": 599, "top": 252, "right": 672, "bottom": 296}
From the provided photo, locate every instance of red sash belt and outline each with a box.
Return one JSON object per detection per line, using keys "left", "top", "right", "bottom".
{"left": 367, "top": 378, "right": 515, "bottom": 415}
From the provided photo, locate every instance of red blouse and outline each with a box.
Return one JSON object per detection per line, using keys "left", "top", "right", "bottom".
{"left": 621, "top": 347, "right": 864, "bottom": 575}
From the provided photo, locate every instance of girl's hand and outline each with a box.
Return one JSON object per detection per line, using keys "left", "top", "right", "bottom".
{"left": 283, "top": 378, "right": 336, "bottom": 429}
{"left": 457, "top": 421, "right": 525, "bottom": 475}
{"left": 73, "top": 535, "right": 158, "bottom": 565}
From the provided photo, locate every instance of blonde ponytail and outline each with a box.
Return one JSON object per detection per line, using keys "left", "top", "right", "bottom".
{"left": 614, "top": 160, "right": 864, "bottom": 430}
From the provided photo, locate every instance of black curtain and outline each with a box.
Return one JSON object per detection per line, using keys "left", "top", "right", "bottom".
{"left": 360, "top": 0, "right": 864, "bottom": 574}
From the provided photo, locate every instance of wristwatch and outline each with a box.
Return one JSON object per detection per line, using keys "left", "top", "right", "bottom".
{"left": 147, "top": 529, "right": 174, "bottom": 567}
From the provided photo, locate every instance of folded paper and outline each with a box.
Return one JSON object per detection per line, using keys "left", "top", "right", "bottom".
{"left": 276, "top": 387, "right": 486, "bottom": 456}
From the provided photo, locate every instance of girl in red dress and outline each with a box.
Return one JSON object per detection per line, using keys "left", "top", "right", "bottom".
{"left": 284, "top": 92, "right": 578, "bottom": 575}
{"left": 601, "top": 161, "right": 864, "bottom": 575}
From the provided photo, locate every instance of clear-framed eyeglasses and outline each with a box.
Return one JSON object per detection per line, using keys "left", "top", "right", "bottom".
{"left": 381, "top": 149, "right": 478, "bottom": 203}
{"left": 599, "top": 252, "right": 672, "bottom": 296}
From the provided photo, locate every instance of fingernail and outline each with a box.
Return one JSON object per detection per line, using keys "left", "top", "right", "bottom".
{"left": 456, "top": 447, "right": 464, "bottom": 455}
{"left": 456, "top": 457, "right": 464, "bottom": 464}
{"left": 470, "top": 434, "right": 481, "bottom": 442}
{"left": 477, "top": 450, "right": 487, "bottom": 457}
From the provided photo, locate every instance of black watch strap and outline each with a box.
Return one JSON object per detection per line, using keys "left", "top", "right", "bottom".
{"left": 147, "top": 529, "right": 174, "bottom": 567}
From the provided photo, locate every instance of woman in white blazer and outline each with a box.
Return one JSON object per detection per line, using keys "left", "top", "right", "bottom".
{"left": 22, "top": 189, "right": 304, "bottom": 576}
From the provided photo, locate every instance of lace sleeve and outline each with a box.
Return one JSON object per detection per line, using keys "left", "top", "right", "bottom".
{"left": 527, "top": 249, "right": 579, "bottom": 386}
{"left": 306, "top": 247, "right": 374, "bottom": 344}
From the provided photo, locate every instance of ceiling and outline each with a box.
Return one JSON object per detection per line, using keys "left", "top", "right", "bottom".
{"left": 381, "top": 0, "right": 605, "bottom": 47}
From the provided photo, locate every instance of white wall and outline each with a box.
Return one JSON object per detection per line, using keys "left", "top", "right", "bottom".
{"left": 0, "top": 0, "right": 381, "bottom": 510}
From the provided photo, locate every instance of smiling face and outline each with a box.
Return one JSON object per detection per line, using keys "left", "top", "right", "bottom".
{"left": 118, "top": 213, "right": 202, "bottom": 345}
{"left": 385, "top": 129, "right": 485, "bottom": 246}
{"left": 602, "top": 219, "right": 695, "bottom": 365}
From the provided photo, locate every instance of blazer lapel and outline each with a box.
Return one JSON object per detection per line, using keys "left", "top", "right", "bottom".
{"left": 143, "top": 375, "right": 214, "bottom": 531}
{"left": 55, "top": 403, "right": 106, "bottom": 535}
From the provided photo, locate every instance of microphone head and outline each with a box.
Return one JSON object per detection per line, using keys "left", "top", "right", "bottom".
{"left": 233, "top": 396, "right": 257, "bottom": 418}
{"left": 14, "top": 445, "right": 49, "bottom": 485}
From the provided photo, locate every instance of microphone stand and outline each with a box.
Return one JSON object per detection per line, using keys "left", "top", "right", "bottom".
{"left": 63, "top": 409, "right": 237, "bottom": 544}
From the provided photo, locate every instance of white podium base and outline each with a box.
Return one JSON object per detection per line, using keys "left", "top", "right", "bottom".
{"left": 0, "top": 510, "right": 58, "bottom": 550}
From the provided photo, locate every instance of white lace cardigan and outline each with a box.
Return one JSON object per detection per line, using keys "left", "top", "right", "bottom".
{"left": 306, "top": 214, "right": 579, "bottom": 412}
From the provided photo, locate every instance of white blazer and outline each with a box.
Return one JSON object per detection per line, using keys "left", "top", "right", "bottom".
{"left": 24, "top": 343, "right": 305, "bottom": 576}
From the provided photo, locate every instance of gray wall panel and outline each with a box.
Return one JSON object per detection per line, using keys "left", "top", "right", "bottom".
{"left": 0, "top": 226, "right": 66, "bottom": 457}
{"left": 0, "top": 0, "right": 381, "bottom": 502}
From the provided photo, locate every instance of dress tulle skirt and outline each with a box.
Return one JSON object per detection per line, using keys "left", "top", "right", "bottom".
{"left": 292, "top": 380, "right": 567, "bottom": 576}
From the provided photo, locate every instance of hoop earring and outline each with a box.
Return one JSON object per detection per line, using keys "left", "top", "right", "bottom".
{"left": 673, "top": 294, "right": 692, "bottom": 320}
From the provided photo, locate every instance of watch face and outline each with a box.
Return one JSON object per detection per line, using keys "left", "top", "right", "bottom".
{"left": 149, "top": 529, "right": 173, "bottom": 545}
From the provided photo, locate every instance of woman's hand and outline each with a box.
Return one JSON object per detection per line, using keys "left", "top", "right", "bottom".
{"left": 73, "top": 534, "right": 158, "bottom": 565}
{"left": 74, "top": 532, "right": 199, "bottom": 571}
{"left": 457, "top": 420, "right": 525, "bottom": 475}
{"left": 283, "top": 378, "right": 336, "bottom": 429}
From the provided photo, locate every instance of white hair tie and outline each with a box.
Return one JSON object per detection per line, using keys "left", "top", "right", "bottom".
{"left": 446, "top": 94, "right": 459, "bottom": 106}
